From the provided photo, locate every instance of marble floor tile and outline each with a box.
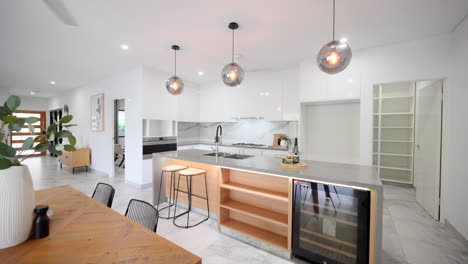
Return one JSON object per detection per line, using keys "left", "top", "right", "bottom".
{"left": 22, "top": 156, "right": 468, "bottom": 264}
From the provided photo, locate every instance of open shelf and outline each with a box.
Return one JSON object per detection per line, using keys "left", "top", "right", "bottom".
{"left": 373, "top": 82, "right": 415, "bottom": 185}
{"left": 379, "top": 166, "right": 412, "bottom": 171}
{"left": 379, "top": 152, "right": 413, "bottom": 157}
{"left": 374, "top": 112, "right": 413, "bottom": 116}
{"left": 380, "top": 167, "right": 412, "bottom": 183}
{"left": 220, "top": 200, "right": 288, "bottom": 226}
{"left": 220, "top": 182, "right": 288, "bottom": 202}
{"left": 379, "top": 95, "right": 413, "bottom": 100}
{"left": 221, "top": 219, "right": 288, "bottom": 250}
{"left": 373, "top": 140, "right": 412, "bottom": 143}
{"left": 377, "top": 126, "right": 413, "bottom": 129}
{"left": 219, "top": 168, "right": 292, "bottom": 254}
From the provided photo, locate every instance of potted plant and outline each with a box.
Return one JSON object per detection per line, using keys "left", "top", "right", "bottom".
{"left": 280, "top": 135, "right": 290, "bottom": 148}
{"left": 0, "top": 95, "right": 77, "bottom": 249}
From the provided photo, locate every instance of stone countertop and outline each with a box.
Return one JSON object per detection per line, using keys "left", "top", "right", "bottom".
{"left": 177, "top": 141, "right": 289, "bottom": 152}
{"left": 154, "top": 149, "right": 382, "bottom": 190}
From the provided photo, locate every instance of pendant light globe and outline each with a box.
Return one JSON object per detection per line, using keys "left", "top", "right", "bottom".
{"left": 166, "top": 45, "right": 184, "bottom": 95}
{"left": 317, "top": 40, "right": 352, "bottom": 74}
{"left": 317, "top": 0, "right": 352, "bottom": 74}
{"left": 222, "top": 22, "right": 244, "bottom": 87}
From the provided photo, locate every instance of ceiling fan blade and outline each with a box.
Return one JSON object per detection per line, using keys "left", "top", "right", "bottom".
{"left": 43, "top": 0, "right": 78, "bottom": 26}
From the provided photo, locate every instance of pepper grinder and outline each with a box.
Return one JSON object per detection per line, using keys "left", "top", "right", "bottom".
{"left": 34, "top": 205, "right": 49, "bottom": 239}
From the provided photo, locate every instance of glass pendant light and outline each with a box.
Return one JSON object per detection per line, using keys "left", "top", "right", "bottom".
{"left": 166, "top": 45, "right": 184, "bottom": 95}
{"left": 317, "top": 0, "right": 352, "bottom": 74}
{"left": 222, "top": 22, "right": 244, "bottom": 87}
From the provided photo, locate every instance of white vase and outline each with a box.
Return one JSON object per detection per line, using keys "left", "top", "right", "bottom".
{"left": 280, "top": 140, "right": 288, "bottom": 148}
{"left": 0, "top": 166, "right": 35, "bottom": 249}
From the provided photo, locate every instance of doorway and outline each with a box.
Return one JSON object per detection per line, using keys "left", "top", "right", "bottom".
{"left": 49, "top": 108, "right": 63, "bottom": 157}
{"left": 113, "top": 99, "right": 125, "bottom": 173}
{"left": 372, "top": 79, "right": 444, "bottom": 220}
{"left": 11, "top": 110, "right": 46, "bottom": 157}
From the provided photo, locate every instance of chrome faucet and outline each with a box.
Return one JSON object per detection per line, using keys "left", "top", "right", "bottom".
{"left": 214, "top": 125, "right": 223, "bottom": 156}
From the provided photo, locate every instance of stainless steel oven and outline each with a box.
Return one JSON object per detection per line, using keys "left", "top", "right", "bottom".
{"left": 143, "top": 136, "right": 177, "bottom": 159}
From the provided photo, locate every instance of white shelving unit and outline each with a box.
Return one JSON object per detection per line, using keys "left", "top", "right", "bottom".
{"left": 373, "top": 82, "right": 415, "bottom": 184}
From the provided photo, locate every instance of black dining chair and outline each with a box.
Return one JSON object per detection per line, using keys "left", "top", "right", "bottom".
{"left": 125, "top": 199, "right": 159, "bottom": 233}
{"left": 91, "top": 182, "right": 115, "bottom": 208}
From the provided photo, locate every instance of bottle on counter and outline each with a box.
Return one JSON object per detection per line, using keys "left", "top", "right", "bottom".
{"left": 292, "top": 138, "right": 300, "bottom": 164}
{"left": 34, "top": 205, "right": 49, "bottom": 239}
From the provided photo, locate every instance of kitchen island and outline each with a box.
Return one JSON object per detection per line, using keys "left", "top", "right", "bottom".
{"left": 153, "top": 149, "right": 382, "bottom": 264}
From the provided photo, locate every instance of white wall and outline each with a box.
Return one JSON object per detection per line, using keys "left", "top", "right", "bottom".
{"left": 17, "top": 96, "right": 48, "bottom": 112}
{"left": 0, "top": 88, "right": 10, "bottom": 105}
{"left": 443, "top": 17, "right": 468, "bottom": 239}
{"left": 48, "top": 68, "right": 144, "bottom": 186}
{"left": 299, "top": 34, "right": 452, "bottom": 165}
{"left": 301, "top": 101, "right": 360, "bottom": 164}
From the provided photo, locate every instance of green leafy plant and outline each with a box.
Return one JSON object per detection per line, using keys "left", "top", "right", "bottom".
{"left": 0, "top": 95, "right": 77, "bottom": 169}
{"left": 280, "top": 135, "right": 291, "bottom": 143}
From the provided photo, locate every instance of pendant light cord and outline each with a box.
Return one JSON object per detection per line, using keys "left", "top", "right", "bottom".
{"left": 232, "top": 29, "right": 235, "bottom": 63}
{"left": 333, "top": 0, "right": 336, "bottom": 41}
{"left": 174, "top": 48, "right": 177, "bottom": 76}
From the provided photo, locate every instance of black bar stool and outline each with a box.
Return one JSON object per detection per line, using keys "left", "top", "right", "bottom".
{"left": 156, "top": 164, "right": 187, "bottom": 219}
{"left": 173, "top": 167, "right": 210, "bottom": 228}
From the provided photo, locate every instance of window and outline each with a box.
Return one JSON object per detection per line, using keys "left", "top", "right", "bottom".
{"left": 118, "top": 110, "right": 125, "bottom": 137}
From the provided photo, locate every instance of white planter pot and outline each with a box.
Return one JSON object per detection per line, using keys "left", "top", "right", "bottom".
{"left": 280, "top": 140, "right": 289, "bottom": 148}
{"left": 0, "top": 166, "right": 35, "bottom": 249}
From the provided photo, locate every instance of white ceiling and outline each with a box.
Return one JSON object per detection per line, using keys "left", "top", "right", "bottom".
{"left": 1, "top": 0, "right": 467, "bottom": 97}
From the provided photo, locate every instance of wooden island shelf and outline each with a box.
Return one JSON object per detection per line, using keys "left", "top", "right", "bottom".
{"left": 221, "top": 219, "right": 289, "bottom": 250}
{"left": 220, "top": 182, "right": 289, "bottom": 201}
{"left": 220, "top": 200, "right": 288, "bottom": 226}
{"left": 218, "top": 168, "right": 293, "bottom": 256}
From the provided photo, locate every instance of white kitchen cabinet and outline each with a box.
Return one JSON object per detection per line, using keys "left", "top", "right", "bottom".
{"left": 142, "top": 67, "right": 201, "bottom": 122}
{"left": 298, "top": 61, "right": 361, "bottom": 103}
{"left": 199, "top": 81, "right": 232, "bottom": 122}
{"left": 199, "top": 69, "right": 300, "bottom": 122}
{"left": 177, "top": 85, "right": 201, "bottom": 122}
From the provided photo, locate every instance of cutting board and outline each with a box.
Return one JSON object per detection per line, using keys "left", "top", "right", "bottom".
{"left": 273, "top": 133, "right": 286, "bottom": 147}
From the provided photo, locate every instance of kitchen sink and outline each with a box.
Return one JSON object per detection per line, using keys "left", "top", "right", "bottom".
{"left": 224, "top": 154, "right": 254, "bottom": 159}
{"left": 203, "top": 152, "right": 229, "bottom": 157}
{"left": 203, "top": 152, "right": 253, "bottom": 160}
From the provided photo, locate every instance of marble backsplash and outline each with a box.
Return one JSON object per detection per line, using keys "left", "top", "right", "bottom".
{"left": 177, "top": 120, "right": 298, "bottom": 146}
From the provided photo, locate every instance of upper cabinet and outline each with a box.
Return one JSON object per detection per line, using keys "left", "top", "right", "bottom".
{"left": 142, "top": 66, "right": 201, "bottom": 122}
{"left": 199, "top": 68, "right": 300, "bottom": 122}
{"left": 299, "top": 60, "right": 361, "bottom": 103}
{"left": 142, "top": 66, "right": 300, "bottom": 123}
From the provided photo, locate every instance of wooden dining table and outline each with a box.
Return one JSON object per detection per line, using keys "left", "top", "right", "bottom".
{"left": 0, "top": 185, "right": 202, "bottom": 264}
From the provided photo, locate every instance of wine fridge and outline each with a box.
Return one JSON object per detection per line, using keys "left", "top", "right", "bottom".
{"left": 293, "top": 180, "right": 371, "bottom": 264}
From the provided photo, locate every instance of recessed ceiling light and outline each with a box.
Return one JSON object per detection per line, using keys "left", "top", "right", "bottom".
{"left": 198, "top": 71, "right": 204, "bottom": 76}
{"left": 50, "top": 81, "right": 56, "bottom": 85}
{"left": 340, "top": 37, "right": 348, "bottom": 43}
{"left": 121, "top": 44, "right": 129, "bottom": 50}
{"left": 348, "top": 79, "right": 353, "bottom": 83}
{"left": 30, "top": 91, "right": 38, "bottom": 95}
